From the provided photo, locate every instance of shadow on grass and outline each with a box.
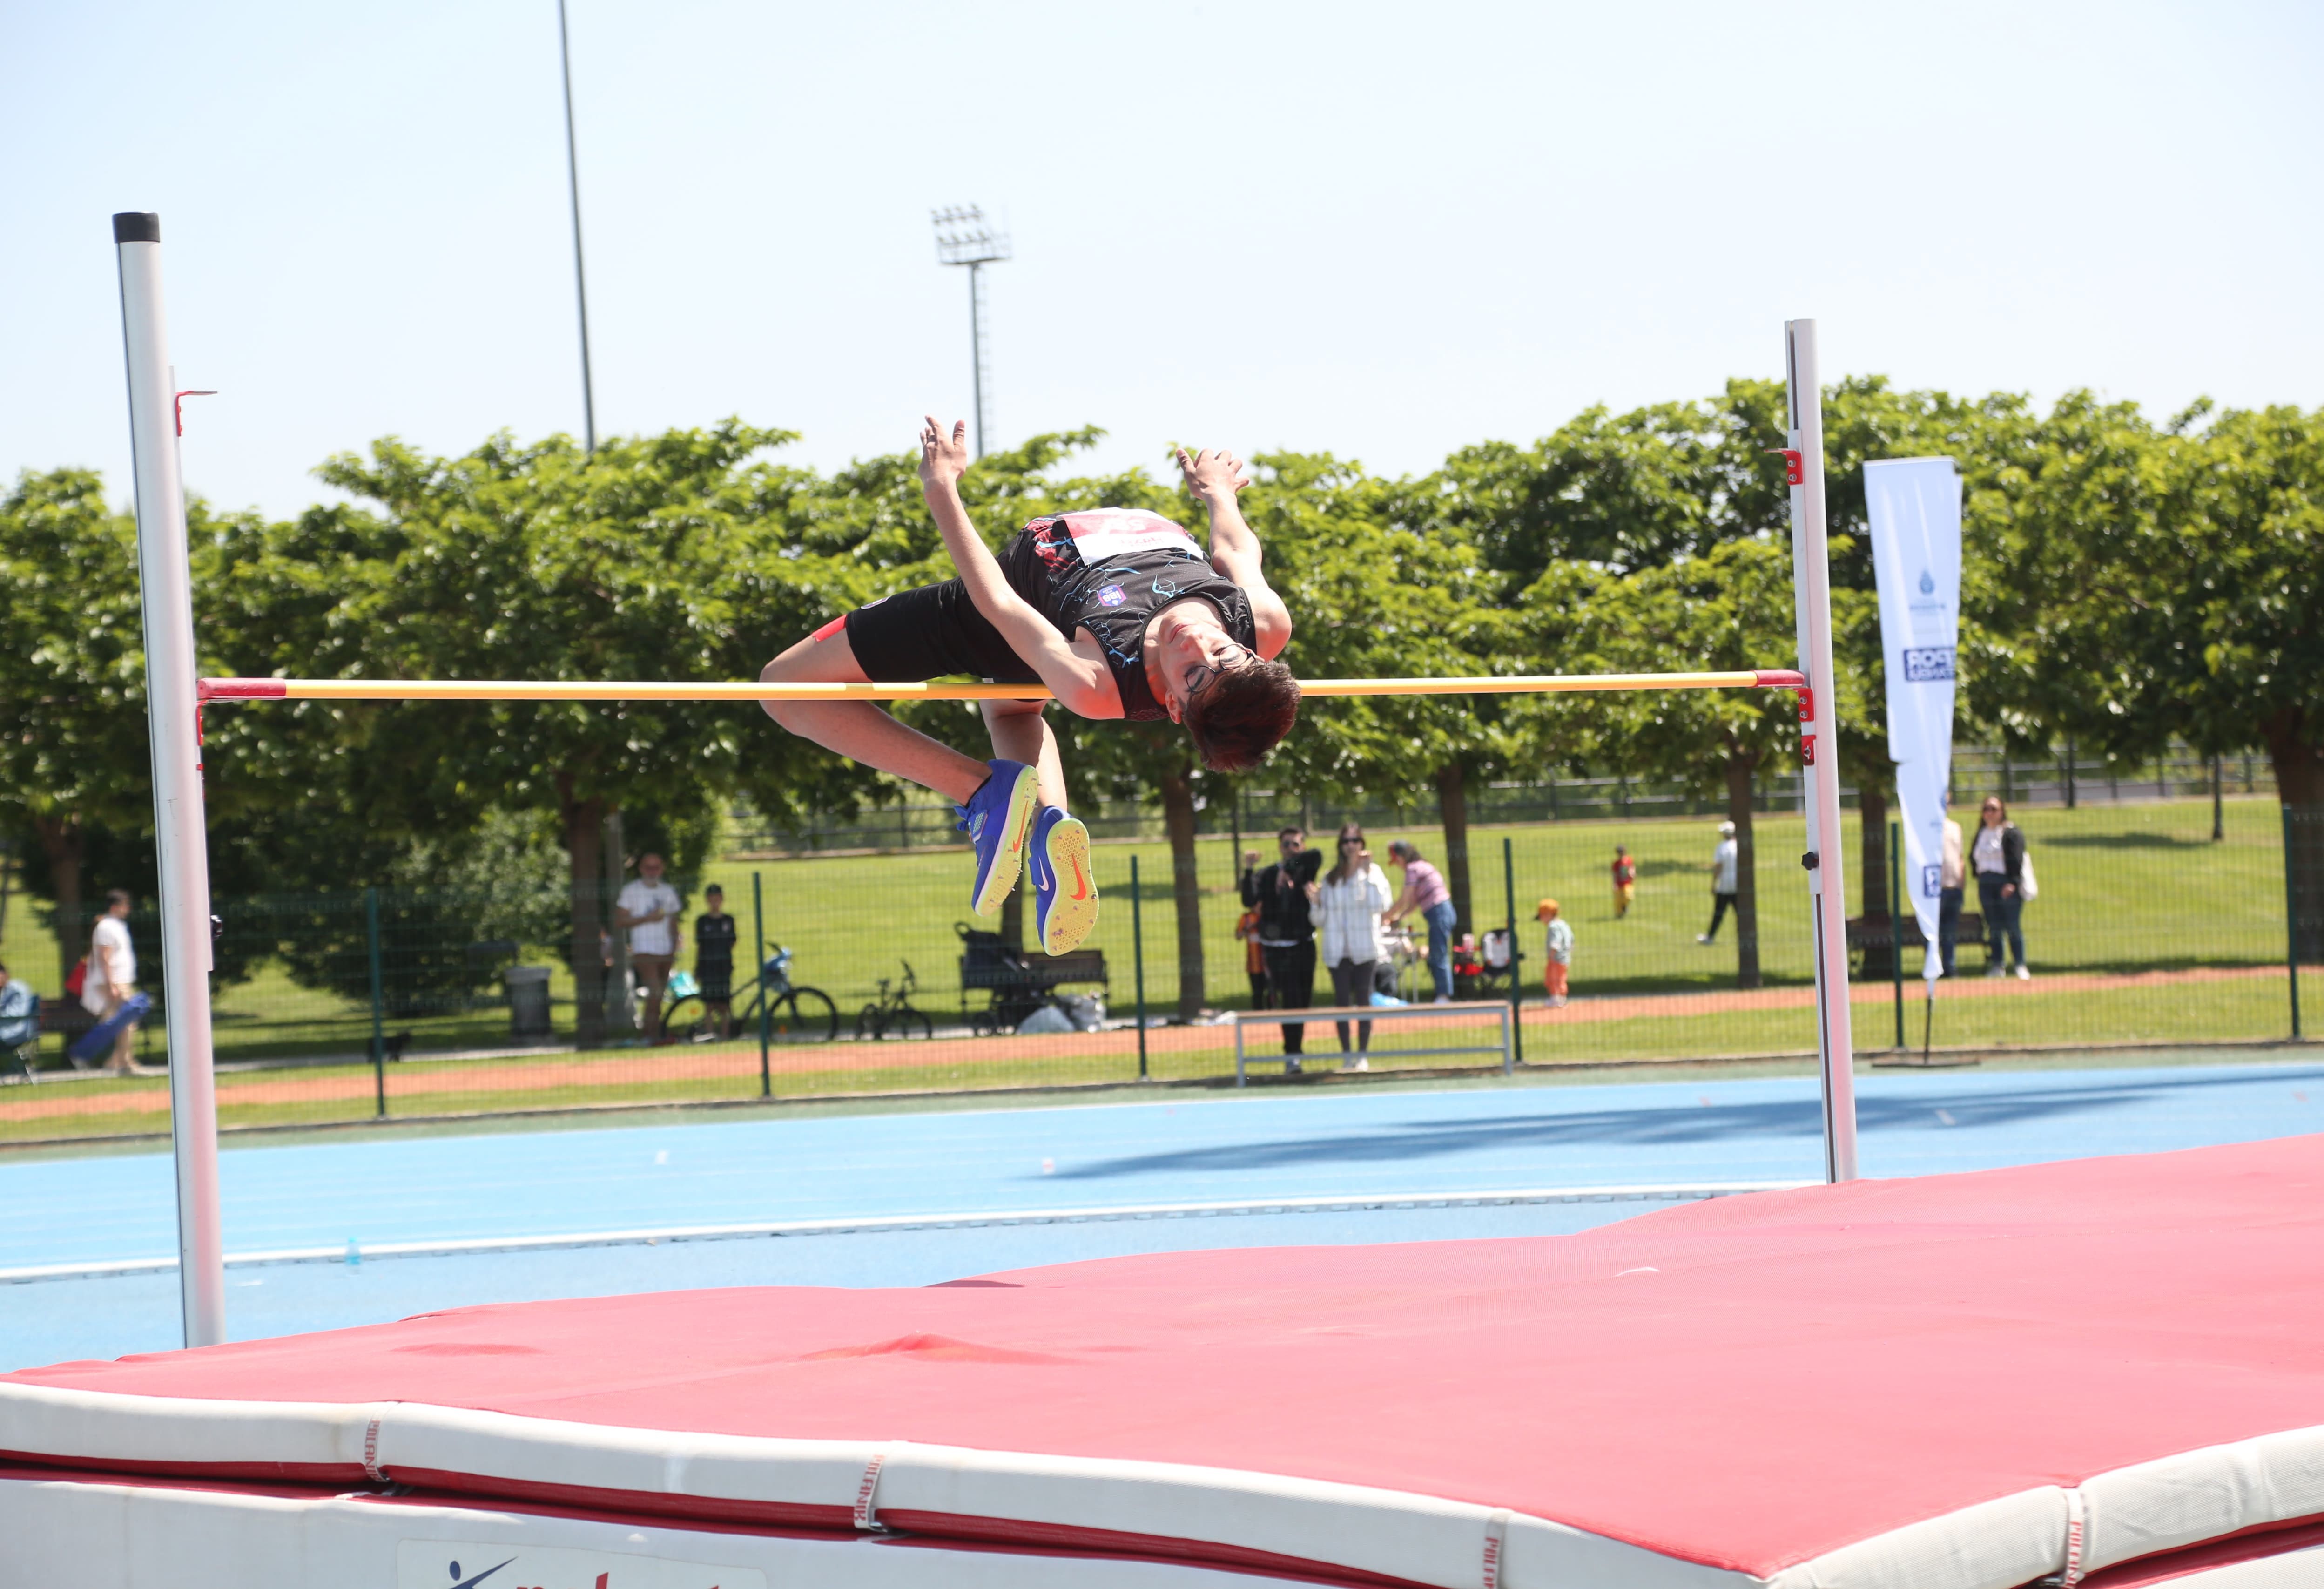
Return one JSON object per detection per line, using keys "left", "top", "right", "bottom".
{"left": 1044, "top": 1064, "right": 2324, "bottom": 1181}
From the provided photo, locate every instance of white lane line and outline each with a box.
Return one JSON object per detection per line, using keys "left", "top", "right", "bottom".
{"left": 0, "top": 1181, "right": 1812, "bottom": 1285}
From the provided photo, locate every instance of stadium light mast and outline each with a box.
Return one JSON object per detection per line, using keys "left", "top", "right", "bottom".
{"left": 556, "top": 0, "right": 598, "bottom": 452}
{"left": 931, "top": 205, "right": 1010, "bottom": 458}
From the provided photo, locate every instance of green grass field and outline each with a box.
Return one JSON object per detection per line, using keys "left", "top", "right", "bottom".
{"left": 2, "top": 795, "right": 2306, "bottom": 1142}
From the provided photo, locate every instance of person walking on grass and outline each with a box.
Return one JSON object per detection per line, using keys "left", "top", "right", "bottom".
{"left": 1611, "top": 846, "right": 1637, "bottom": 919}
{"left": 1536, "top": 899, "right": 1574, "bottom": 1007}
{"left": 1972, "top": 796, "right": 2031, "bottom": 980}
{"left": 1308, "top": 823, "right": 1391, "bottom": 1072}
{"left": 693, "top": 884, "right": 739, "bottom": 1040}
{"left": 1383, "top": 839, "right": 1457, "bottom": 1004}
{"left": 615, "top": 853, "right": 683, "bottom": 1043}
{"left": 1698, "top": 822, "right": 1738, "bottom": 945}
{"left": 81, "top": 890, "right": 147, "bottom": 1075}
{"left": 1241, "top": 828, "right": 1321, "bottom": 1073}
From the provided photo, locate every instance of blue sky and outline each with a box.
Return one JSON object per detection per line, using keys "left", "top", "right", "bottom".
{"left": 5, "top": 0, "right": 2319, "bottom": 518}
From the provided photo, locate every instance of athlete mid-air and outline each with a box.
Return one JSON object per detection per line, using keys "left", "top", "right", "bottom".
{"left": 760, "top": 418, "right": 1300, "bottom": 958}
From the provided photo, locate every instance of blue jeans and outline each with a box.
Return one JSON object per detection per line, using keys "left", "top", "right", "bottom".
{"left": 1977, "top": 875, "right": 2025, "bottom": 969}
{"left": 1421, "top": 901, "right": 1458, "bottom": 999}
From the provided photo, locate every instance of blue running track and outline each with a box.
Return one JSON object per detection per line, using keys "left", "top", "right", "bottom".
{"left": 3, "top": 1058, "right": 2316, "bottom": 1370}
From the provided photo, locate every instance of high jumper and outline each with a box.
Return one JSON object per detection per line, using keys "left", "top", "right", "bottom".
{"left": 755, "top": 419, "right": 1300, "bottom": 959}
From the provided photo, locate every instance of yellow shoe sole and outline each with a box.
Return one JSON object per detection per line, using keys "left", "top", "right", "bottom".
{"left": 1036, "top": 814, "right": 1099, "bottom": 955}
{"left": 971, "top": 767, "right": 1041, "bottom": 919}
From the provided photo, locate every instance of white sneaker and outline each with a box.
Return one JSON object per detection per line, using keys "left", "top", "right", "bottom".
{"left": 1341, "top": 1056, "right": 1369, "bottom": 1072}
{"left": 1985, "top": 965, "right": 2006, "bottom": 978}
{"left": 1431, "top": 994, "right": 1451, "bottom": 1006}
{"left": 1696, "top": 934, "right": 1713, "bottom": 946}
{"left": 2014, "top": 964, "right": 2031, "bottom": 980}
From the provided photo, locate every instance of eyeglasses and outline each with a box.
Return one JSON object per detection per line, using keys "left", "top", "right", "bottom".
{"left": 1183, "top": 642, "right": 1251, "bottom": 700}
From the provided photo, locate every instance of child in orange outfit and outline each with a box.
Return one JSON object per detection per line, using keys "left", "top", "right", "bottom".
{"left": 1536, "top": 899, "right": 1573, "bottom": 1007}
{"left": 1610, "top": 847, "right": 1637, "bottom": 918}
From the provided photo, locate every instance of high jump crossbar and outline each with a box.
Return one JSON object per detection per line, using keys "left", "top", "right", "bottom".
{"left": 196, "top": 670, "right": 1807, "bottom": 703}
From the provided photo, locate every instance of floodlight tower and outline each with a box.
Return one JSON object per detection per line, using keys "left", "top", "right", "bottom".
{"left": 932, "top": 206, "right": 1011, "bottom": 458}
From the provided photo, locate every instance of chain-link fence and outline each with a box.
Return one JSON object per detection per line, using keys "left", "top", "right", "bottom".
{"left": 1, "top": 796, "right": 2311, "bottom": 1144}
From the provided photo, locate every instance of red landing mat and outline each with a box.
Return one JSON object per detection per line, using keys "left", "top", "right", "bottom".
{"left": 7, "top": 1135, "right": 2324, "bottom": 1589}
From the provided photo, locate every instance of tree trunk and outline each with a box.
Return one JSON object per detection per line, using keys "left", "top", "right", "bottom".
{"left": 1722, "top": 744, "right": 1762, "bottom": 991}
{"left": 36, "top": 816, "right": 86, "bottom": 985}
{"left": 1158, "top": 765, "right": 1207, "bottom": 1019}
{"left": 1435, "top": 762, "right": 1474, "bottom": 933}
{"left": 1858, "top": 772, "right": 1891, "bottom": 978}
{"left": 559, "top": 781, "right": 608, "bottom": 1049}
{"left": 998, "top": 880, "right": 1025, "bottom": 953}
{"left": 2263, "top": 706, "right": 2324, "bottom": 963}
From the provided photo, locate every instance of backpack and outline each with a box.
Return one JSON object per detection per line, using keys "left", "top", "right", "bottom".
{"left": 2018, "top": 845, "right": 2039, "bottom": 902}
{"left": 64, "top": 957, "right": 87, "bottom": 999}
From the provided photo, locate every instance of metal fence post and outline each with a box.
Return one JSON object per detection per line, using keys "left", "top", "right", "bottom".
{"left": 2287, "top": 806, "right": 2304, "bottom": 1041}
{"left": 1131, "top": 856, "right": 1148, "bottom": 1079}
{"left": 365, "top": 886, "right": 386, "bottom": 1118}
{"left": 1890, "top": 821, "right": 1905, "bottom": 1049}
{"left": 754, "top": 871, "right": 771, "bottom": 1096}
{"left": 1502, "top": 837, "right": 1523, "bottom": 1066}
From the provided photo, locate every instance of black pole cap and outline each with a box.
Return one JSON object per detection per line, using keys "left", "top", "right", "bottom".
{"left": 112, "top": 212, "right": 161, "bottom": 244}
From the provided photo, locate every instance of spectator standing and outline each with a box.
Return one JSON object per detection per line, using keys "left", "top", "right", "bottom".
{"left": 0, "top": 962, "right": 36, "bottom": 1069}
{"left": 694, "top": 884, "right": 739, "bottom": 1039}
{"left": 1536, "top": 899, "right": 1574, "bottom": 1007}
{"left": 1971, "top": 797, "right": 2030, "bottom": 980}
{"left": 1698, "top": 822, "right": 1738, "bottom": 945}
{"left": 1308, "top": 823, "right": 1390, "bottom": 1071}
{"left": 1240, "top": 827, "right": 1321, "bottom": 1073}
{"left": 1937, "top": 815, "right": 1966, "bottom": 976}
{"left": 614, "top": 852, "right": 684, "bottom": 1042}
{"left": 84, "top": 890, "right": 144, "bottom": 1075}
{"left": 1383, "top": 840, "right": 1458, "bottom": 1004}
{"left": 1233, "top": 894, "right": 1270, "bottom": 1011}
{"left": 1611, "top": 846, "right": 1637, "bottom": 918}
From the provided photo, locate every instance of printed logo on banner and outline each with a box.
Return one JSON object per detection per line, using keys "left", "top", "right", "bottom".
{"left": 1922, "top": 864, "right": 1943, "bottom": 899}
{"left": 1902, "top": 646, "right": 1956, "bottom": 682}
{"left": 396, "top": 1541, "right": 765, "bottom": 1589}
{"left": 1919, "top": 569, "right": 1936, "bottom": 595}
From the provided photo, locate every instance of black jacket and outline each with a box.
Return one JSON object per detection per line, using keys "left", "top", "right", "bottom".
{"left": 1241, "top": 850, "right": 1321, "bottom": 944}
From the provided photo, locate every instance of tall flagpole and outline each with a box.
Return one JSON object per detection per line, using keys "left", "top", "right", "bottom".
{"left": 556, "top": 0, "right": 598, "bottom": 452}
{"left": 112, "top": 212, "right": 227, "bottom": 1346}
{"left": 1785, "top": 319, "right": 1860, "bottom": 1183}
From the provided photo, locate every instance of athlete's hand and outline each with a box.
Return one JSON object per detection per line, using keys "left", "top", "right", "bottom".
{"left": 1176, "top": 445, "right": 1249, "bottom": 500}
{"left": 919, "top": 417, "right": 972, "bottom": 493}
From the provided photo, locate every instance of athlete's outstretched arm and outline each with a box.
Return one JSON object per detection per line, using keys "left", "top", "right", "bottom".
{"left": 1177, "top": 446, "right": 1292, "bottom": 660}
{"left": 919, "top": 418, "right": 1120, "bottom": 716}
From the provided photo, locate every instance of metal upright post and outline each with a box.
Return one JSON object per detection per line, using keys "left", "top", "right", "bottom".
{"left": 366, "top": 887, "right": 386, "bottom": 1117}
{"left": 555, "top": 0, "right": 598, "bottom": 453}
{"left": 1131, "top": 856, "right": 1149, "bottom": 1078}
{"left": 112, "top": 212, "right": 226, "bottom": 1347}
{"left": 1502, "top": 837, "right": 1523, "bottom": 1066}
{"left": 2287, "top": 807, "right": 2304, "bottom": 1041}
{"left": 754, "top": 871, "right": 771, "bottom": 1096}
{"left": 1890, "top": 821, "right": 1905, "bottom": 1049}
{"left": 1783, "top": 319, "right": 1860, "bottom": 1183}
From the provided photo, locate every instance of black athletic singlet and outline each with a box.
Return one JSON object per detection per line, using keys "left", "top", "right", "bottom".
{"left": 998, "top": 509, "right": 1259, "bottom": 722}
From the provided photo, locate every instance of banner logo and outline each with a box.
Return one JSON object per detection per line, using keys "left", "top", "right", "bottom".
{"left": 1901, "top": 646, "right": 1955, "bottom": 682}
{"left": 1922, "top": 864, "right": 1942, "bottom": 899}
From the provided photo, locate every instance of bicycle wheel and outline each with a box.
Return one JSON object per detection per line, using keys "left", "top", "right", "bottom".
{"left": 662, "top": 994, "right": 708, "bottom": 1043}
{"left": 765, "top": 987, "right": 837, "bottom": 1044}
{"left": 900, "top": 1007, "right": 934, "bottom": 1040}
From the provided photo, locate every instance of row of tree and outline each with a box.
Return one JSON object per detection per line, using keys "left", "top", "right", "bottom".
{"left": 3, "top": 379, "right": 2317, "bottom": 1031}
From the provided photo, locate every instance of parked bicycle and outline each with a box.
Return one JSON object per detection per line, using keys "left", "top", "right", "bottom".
{"left": 662, "top": 947, "right": 838, "bottom": 1045}
{"left": 855, "top": 960, "right": 935, "bottom": 1041}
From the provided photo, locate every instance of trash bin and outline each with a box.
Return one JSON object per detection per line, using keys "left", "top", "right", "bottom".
{"left": 504, "top": 966, "right": 552, "bottom": 1039}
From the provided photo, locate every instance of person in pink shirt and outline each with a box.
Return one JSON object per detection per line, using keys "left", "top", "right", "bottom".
{"left": 1384, "top": 840, "right": 1459, "bottom": 1005}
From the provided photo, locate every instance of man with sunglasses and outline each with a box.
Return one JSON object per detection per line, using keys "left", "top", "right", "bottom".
{"left": 761, "top": 419, "right": 1300, "bottom": 957}
{"left": 1240, "top": 827, "right": 1322, "bottom": 1073}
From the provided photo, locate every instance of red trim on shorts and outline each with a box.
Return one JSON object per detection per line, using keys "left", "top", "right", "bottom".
{"left": 810, "top": 615, "right": 847, "bottom": 642}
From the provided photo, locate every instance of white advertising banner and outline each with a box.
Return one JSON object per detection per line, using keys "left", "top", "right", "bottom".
{"left": 1865, "top": 458, "right": 1962, "bottom": 981}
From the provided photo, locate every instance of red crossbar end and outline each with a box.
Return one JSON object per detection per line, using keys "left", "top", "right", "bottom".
{"left": 1755, "top": 669, "right": 1808, "bottom": 690}
{"left": 197, "top": 678, "right": 288, "bottom": 701}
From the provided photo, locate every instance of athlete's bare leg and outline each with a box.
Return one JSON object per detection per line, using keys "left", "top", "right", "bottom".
{"left": 760, "top": 623, "right": 990, "bottom": 805}
{"left": 979, "top": 700, "right": 1068, "bottom": 810}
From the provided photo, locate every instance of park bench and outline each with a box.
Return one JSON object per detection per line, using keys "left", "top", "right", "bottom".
{"left": 1846, "top": 911, "right": 1988, "bottom": 976}
{"left": 955, "top": 923, "right": 1108, "bottom": 1037}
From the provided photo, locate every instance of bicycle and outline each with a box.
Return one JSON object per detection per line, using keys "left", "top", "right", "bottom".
{"left": 855, "top": 960, "right": 936, "bottom": 1041}
{"left": 661, "top": 947, "right": 839, "bottom": 1045}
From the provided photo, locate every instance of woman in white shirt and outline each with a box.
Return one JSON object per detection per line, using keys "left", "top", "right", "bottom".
{"left": 1307, "top": 824, "right": 1392, "bottom": 1071}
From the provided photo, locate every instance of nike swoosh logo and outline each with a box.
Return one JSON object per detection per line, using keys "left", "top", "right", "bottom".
{"left": 449, "top": 1560, "right": 515, "bottom": 1589}
{"left": 1068, "top": 857, "right": 1091, "bottom": 901}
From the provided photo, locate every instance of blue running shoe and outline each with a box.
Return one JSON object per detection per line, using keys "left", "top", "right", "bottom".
{"left": 956, "top": 760, "right": 1039, "bottom": 919}
{"left": 1027, "top": 805, "right": 1099, "bottom": 956}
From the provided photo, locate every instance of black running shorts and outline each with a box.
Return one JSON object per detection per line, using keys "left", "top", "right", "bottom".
{"left": 841, "top": 580, "right": 1041, "bottom": 686}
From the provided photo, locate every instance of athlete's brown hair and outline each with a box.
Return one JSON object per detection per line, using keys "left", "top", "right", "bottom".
{"left": 1185, "top": 658, "right": 1301, "bottom": 773}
